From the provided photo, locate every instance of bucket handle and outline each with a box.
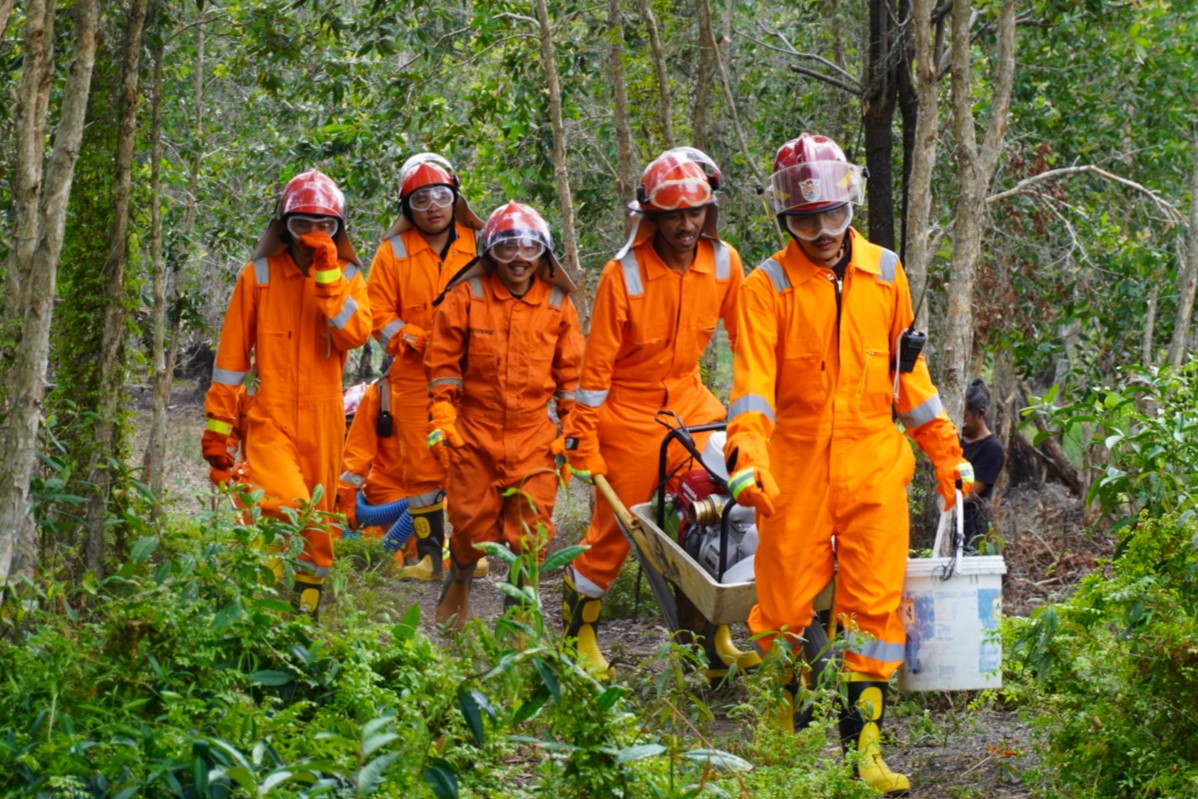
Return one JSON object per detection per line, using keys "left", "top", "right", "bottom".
{"left": 930, "top": 489, "right": 965, "bottom": 581}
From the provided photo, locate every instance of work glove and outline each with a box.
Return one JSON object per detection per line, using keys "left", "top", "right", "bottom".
{"left": 201, "top": 425, "right": 234, "bottom": 472}
{"left": 550, "top": 435, "right": 571, "bottom": 487}
{"left": 562, "top": 435, "right": 605, "bottom": 485}
{"left": 299, "top": 232, "right": 342, "bottom": 291}
{"left": 935, "top": 459, "right": 975, "bottom": 510}
{"left": 398, "top": 323, "right": 429, "bottom": 354}
{"left": 427, "top": 400, "right": 464, "bottom": 467}
{"left": 209, "top": 466, "right": 233, "bottom": 486}
{"left": 728, "top": 466, "right": 780, "bottom": 517}
{"left": 335, "top": 481, "right": 359, "bottom": 530}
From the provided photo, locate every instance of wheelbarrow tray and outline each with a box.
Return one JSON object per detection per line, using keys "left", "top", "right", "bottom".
{"left": 629, "top": 501, "right": 757, "bottom": 626}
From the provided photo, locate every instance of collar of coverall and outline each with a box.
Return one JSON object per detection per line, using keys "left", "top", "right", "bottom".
{"left": 785, "top": 228, "right": 877, "bottom": 282}
{"left": 437, "top": 252, "right": 577, "bottom": 304}
{"left": 251, "top": 219, "right": 361, "bottom": 266}
{"left": 382, "top": 195, "right": 485, "bottom": 239}
{"left": 613, "top": 202, "right": 721, "bottom": 261}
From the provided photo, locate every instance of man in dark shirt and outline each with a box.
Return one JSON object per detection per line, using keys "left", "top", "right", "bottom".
{"left": 961, "top": 379, "right": 1005, "bottom": 550}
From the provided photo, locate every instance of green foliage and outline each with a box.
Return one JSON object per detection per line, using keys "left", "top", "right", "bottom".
{"left": 1008, "top": 510, "right": 1198, "bottom": 798}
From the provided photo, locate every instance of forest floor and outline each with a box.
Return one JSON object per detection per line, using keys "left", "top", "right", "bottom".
{"left": 142, "top": 380, "right": 1113, "bottom": 798}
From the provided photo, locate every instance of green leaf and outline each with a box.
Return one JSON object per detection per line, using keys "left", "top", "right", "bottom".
{"left": 248, "top": 670, "right": 294, "bottom": 687}
{"left": 473, "top": 541, "right": 518, "bottom": 565}
{"left": 392, "top": 604, "right": 420, "bottom": 642}
{"left": 130, "top": 536, "right": 159, "bottom": 565}
{"left": 532, "top": 657, "right": 561, "bottom": 703}
{"left": 513, "top": 684, "right": 550, "bottom": 724}
{"left": 683, "top": 748, "right": 754, "bottom": 771}
{"left": 615, "top": 743, "right": 666, "bottom": 764}
{"left": 357, "top": 751, "right": 400, "bottom": 796}
{"left": 362, "top": 731, "right": 399, "bottom": 759}
{"left": 457, "top": 686, "right": 486, "bottom": 746}
{"left": 260, "top": 770, "right": 295, "bottom": 792}
{"left": 423, "top": 758, "right": 459, "bottom": 799}
{"left": 213, "top": 600, "right": 243, "bottom": 631}
{"left": 542, "top": 544, "right": 589, "bottom": 573}
{"left": 597, "top": 685, "right": 624, "bottom": 711}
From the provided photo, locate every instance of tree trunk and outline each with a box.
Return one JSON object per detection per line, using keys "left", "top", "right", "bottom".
{"left": 634, "top": 0, "right": 673, "bottom": 148}
{"left": 84, "top": 0, "right": 151, "bottom": 575}
{"left": 1142, "top": 284, "right": 1158, "bottom": 368}
{"left": 0, "top": 0, "right": 16, "bottom": 50}
{"left": 942, "top": 0, "right": 1015, "bottom": 422}
{"left": 1166, "top": 132, "right": 1198, "bottom": 367}
{"left": 144, "top": 32, "right": 168, "bottom": 512}
{"left": 533, "top": 0, "right": 585, "bottom": 318}
{"left": 863, "top": 0, "right": 899, "bottom": 249}
{"left": 903, "top": 0, "right": 940, "bottom": 324}
{"left": 608, "top": 0, "right": 635, "bottom": 210}
{"left": 0, "top": 0, "right": 100, "bottom": 586}
{"left": 691, "top": 0, "right": 716, "bottom": 152}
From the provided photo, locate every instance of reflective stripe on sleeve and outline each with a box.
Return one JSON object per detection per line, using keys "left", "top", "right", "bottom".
{"left": 344, "top": 263, "right": 360, "bottom": 281}
{"left": 878, "top": 248, "right": 899, "bottom": 283}
{"left": 468, "top": 277, "right": 484, "bottom": 297}
{"left": 555, "top": 389, "right": 576, "bottom": 402}
{"left": 759, "top": 258, "right": 790, "bottom": 292}
{"left": 728, "top": 394, "right": 776, "bottom": 424}
{"left": 576, "top": 388, "right": 609, "bottom": 407}
{"left": 212, "top": 367, "right": 248, "bottom": 386}
{"left": 549, "top": 286, "right": 565, "bottom": 308}
{"left": 253, "top": 257, "right": 270, "bottom": 285}
{"left": 620, "top": 251, "right": 644, "bottom": 297}
{"left": 206, "top": 418, "right": 234, "bottom": 435}
{"left": 898, "top": 393, "right": 945, "bottom": 428}
{"left": 380, "top": 320, "right": 403, "bottom": 349}
{"left": 340, "top": 471, "right": 366, "bottom": 488}
{"left": 388, "top": 236, "right": 407, "bottom": 259}
{"left": 712, "top": 240, "right": 730, "bottom": 280}
{"left": 315, "top": 267, "right": 341, "bottom": 285}
{"left": 329, "top": 296, "right": 359, "bottom": 330}
{"left": 428, "top": 377, "right": 464, "bottom": 390}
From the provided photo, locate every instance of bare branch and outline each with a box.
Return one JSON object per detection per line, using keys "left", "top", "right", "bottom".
{"left": 787, "top": 64, "right": 862, "bottom": 96}
{"left": 986, "top": 165, "right": 1184, "bottom": 225}
{"left": 752, "top": 21, "right": 861, "bottom": 86}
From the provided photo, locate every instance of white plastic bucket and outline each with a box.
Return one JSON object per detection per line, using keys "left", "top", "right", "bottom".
{"left": 898, "top": 495, "right": 1006, "bottom": 692}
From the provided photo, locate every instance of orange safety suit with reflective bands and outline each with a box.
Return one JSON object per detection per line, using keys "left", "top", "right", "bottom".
{"left": 725, "top": 231, "right": 962, "bottom": 679}
{"left": 565, "top": 233, "right": 743, "bottom": 593}
{"left": 339, "top": 378, "right": 406, "bottom": 505}
{"left": 426, "top": 270, "right": 583, "bottom": 565}
{"left": 367, "top": 224, "right": 478, "bottom": 497}
{"left": 205, "top": 251, "right": 371, "bottom": 574}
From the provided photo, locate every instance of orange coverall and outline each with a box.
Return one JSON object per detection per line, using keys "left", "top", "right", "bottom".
{"left": 425, "top": 270, "right": 584, "bottom": 566}
{"left": 205, "top": 251, "right": 371, "bottom": 575}
{"left": 367, "top": 224, "right": 478, "bottom": 497}
{"left": 725, "top": 231, "right": 963, "bottom": 679}
{"left": 340, "top": 379, "right": 406, "bottom": 506}
{"left": 565, "top": 232, "right": 743, "bottom": 593}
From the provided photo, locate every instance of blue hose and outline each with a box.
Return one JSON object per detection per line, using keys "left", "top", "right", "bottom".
{"left": 380, "top": 512, "right": 416, "bottom": 554}
{"left": 355, "top": 493, "right": 409, "bottom": 527}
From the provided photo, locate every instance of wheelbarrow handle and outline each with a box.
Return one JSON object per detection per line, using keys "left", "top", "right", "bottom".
{"left": 593, "top": 474, "right": 667, "bottom": 576}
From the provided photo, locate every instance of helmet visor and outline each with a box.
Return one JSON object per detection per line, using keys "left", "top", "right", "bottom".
{"left": 286, "top": 214, "right": 340, "bottom": 239}
{"left": 408, "top": 185, "right": 455, "bottom": 212}
{"left": 768, "top": 161, "right": 865, "bottom": 214}
{"left": 489, "top": 236, "right": 546, "bottom": 264}
{"left": 784, "top": 204, "right": 853, "bottom": 241}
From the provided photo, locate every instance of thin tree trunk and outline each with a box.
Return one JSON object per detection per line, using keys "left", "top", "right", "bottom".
{"left": 0, "top": 0, "right": 100, "bottom": 586}
{"left": 863, "top": 0, "right": 898, "bottom": 249}
{"left": 1167, "top": 132, "right": 1198, "bottom": 367}
{"left": 0, "top": 0, "right": 16, "bottom": 49}
{"left": 634, "top": 0, "right": 673, "bottom": 148}
{"left": 532, "top": 0, "right": 585, "bottom": 318}
{"left": 144, "top": 30, "right": 168, "bottom": 512}
{"left": 608, "top": 0, "right": 635, "bottom": 210}
{"left": 904, "top": 0, "right": 939, "bottom": 324}
{"left": 84, "top": 0, "right": 151, "bottom": 575}
{"left": 943, "top": 0, "right": 1015, "bottom": 422}
{"left": 692, "top": 0, "right": 716, "bottom": 152}
{"left": 1143, "top": 284, "right": 1159, "bottom": 367}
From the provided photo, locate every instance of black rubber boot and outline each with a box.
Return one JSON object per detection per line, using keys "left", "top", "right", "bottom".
{"left": 561, "top": 568, "right": 611, "bottom": 677}
{"left": 398, "top": 499, "right": 445, "bottom": 581}
{"left": 838, "top": 678, "right": 911, "bottom": 795}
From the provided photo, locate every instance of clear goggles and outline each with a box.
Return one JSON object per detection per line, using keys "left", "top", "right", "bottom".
{"left": 489, "top": 236, "right": 546, "bottom": 264}
{"left": 784, "top": 204, "right": 853, "bottom": 241}
{"left": 408, "top": 185, "right": 455, "bottom": 212}
{"left": 286, "top": 214, "right": 339, "bottom": 239}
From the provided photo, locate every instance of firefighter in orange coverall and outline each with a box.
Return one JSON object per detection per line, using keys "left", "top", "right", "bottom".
{"left": 365, "top": 154, "right": 483, "bottom": 581}
{"left": 201, "top": 169, "right": 371, "bottom": 617}
{"left": 724, "top": 133, "right": 974, "bottom": 794}
{"left": 561, "top": 148, "right": 745, "bottom": 675}
{"left": 425, "top": 202, "right": 583, "bottom": 630}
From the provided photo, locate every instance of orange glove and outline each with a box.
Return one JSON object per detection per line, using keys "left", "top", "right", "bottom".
{"left": 335, "top": 481, "right": 359, "bottom": 529}
{"left": 725, "top": 433, "right": 778, "bottom": 517}
{"left": 201, "top": 426, "right": 233, "bottom": 472}
{"left": 935, "top": 459, "right": 975, "bottom": 510}
{"left": 551, "top": 435, "right": 571, "bottom": 486}
{"left": 299, "top": 232, "right": 342, "bottom": 290}
{"left": 427, "top": 400, "right": 464, "bottom": 467}
{"left": 398, "top": 323, "right": 429, "bottom": 354}
{"left": 562, "top": 434, "right": 605, "bottom": 484}
{"left": 209, "top": 466, "right": 233, "bottom": 486}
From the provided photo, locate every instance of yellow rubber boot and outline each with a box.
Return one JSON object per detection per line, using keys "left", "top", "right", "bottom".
{"left": 840, "top": 676, "right": 910, "bottom": 795}
{"left": 703, "top": 623, "right": 763, "bottom": 679}
{"left": 398, "top": 500, "right": 445, "bottom": 581}
{"left": 562, "top": 569, "right": 612, "bottom": 678}
{"left": 293, "top": 576, "right": 324, "bottom": 620}
{"left": 435, "top": 559, "right": 475, "bottom": 630}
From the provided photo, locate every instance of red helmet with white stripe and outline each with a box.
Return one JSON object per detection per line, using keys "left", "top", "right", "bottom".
{"left": 767, "top": 133, "right": 865, "bottom": 215}
{"left": 634, "top": 147, "right": 722, "bottom": 213}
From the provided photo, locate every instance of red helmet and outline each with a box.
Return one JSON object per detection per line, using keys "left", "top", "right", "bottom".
{"left": 398, "top": 152, "right": 459, "bottom": 201}
{"left": 277, "top": 169, "right": 346, "bottom": 222}
{"left": 635, "top": 147, "right": 722, "bottom": 212}
{"left": 767, "top": 133, "right": 865, "bottom": 215}
{"left": 480, "top": 201, "right": 554, "bottom": 257}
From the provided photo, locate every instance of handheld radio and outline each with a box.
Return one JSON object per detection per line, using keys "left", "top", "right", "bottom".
{"left": 896, "top": 277, "right": 932, "bottom": 374}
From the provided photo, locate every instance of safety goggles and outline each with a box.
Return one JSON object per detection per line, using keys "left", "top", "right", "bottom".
{"left": 784, "top": 204, "right": 853, "bottom": 241}
{"left": 286, "top": 214, "right": 339, "bottom": 239}
{"left": 408, "top": 185, "right": 455, "bottom": 212}
{"left": 489, "top": 237, "right": 546, "bottom": 264}
{"left": 642, "top": 177, "right": 714, "bottom": 212}
{"left": 768, "top": 161, "right": 865, "bottom": 214}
